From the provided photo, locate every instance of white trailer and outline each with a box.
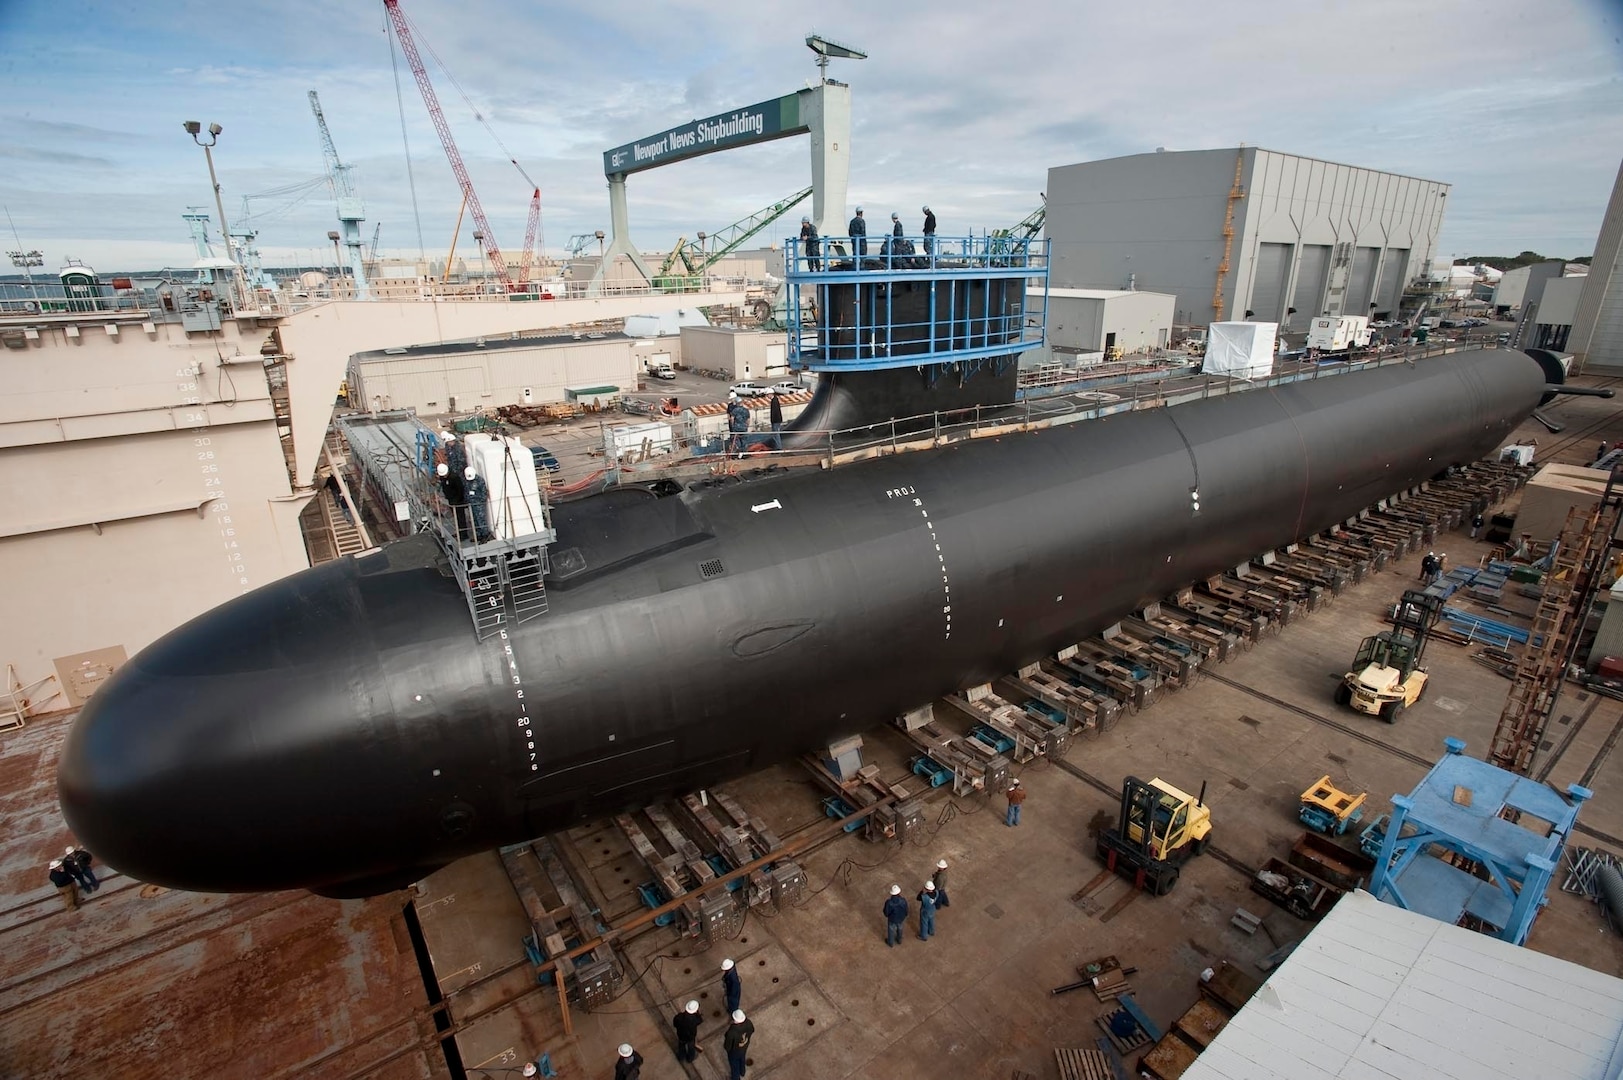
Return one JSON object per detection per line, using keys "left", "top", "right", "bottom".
{"left": 1306, "top": 315, "right": 1371, "bottom": 351}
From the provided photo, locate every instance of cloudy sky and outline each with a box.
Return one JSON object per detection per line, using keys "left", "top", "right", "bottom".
{"left": 1, "top": 0, "right": 1620, "bottom": 272}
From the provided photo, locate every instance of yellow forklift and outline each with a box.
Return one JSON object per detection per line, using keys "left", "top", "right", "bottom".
{"left": 1096, "top": 776, "right": 1213, "bottom": 896}
{"left": 1335, "top": 589, "right": 1443, "bottom": 723}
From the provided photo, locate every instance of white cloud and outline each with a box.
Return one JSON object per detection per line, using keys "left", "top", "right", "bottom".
{"left": 1, "top": 0, "right": 1619, "bottom": 270}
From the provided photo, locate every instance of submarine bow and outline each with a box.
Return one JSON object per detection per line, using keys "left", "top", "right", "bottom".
{"left": 58, "top": 349, "right": 1545, "bottom": 895}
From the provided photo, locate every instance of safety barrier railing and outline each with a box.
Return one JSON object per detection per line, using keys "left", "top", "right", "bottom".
{"left": 784, "top": 234, "right": 1046, "bottom": 277}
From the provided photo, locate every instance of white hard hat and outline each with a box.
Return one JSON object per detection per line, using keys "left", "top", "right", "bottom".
{"left": 1010, "top": 778, "right": 1020, "bottom": 786}
{"left": 522, "top": 1065, "right": 537, "bottom": 1078}
{"left": 922, "top": 205, "right": 930, "bottom": 212}
{"left": 891, "top": 212, "right": 899, "bottom": 219}
{"left": 436, "top": 463, "right": 448, "bottom": 477}
{"left": 802, "top": 215, "right": 810, "bottom": 223}
{"left": 50, "top": 859, "right": 62, "bottom": 869}
{"left": 618, "top": 1044, "right": 634, "bottom": 1058}
{"left": 925, "top": 880, "right": 935, "bottom": 890}
{"left": 65, "top": 846, "right": 76, "bottom": 856}
{"left": 463, "top": 466, "right": 476, "bottom": 480}
{"left": 937, "top": 858, "right": 948, "bottom": 869}
{"left": 728, "top": 391, "right": 738, "bottom": 401}
{"left": 442, "top": 432, "right": 456, "bottom": 442}
{"left": 855, "top": 206, "right": 863, "bottom": 212}
{"left": 889, "top": 884, "right": 901, "bottom": 895}
{"left": 686, "top": 1000, "right": 700, "bottom": 1014}
{"left": 732, "top": 1010, "right": 746, "bottom": 1023}
{"left": 721, "top": 958, "right": 734, "bottom": 971}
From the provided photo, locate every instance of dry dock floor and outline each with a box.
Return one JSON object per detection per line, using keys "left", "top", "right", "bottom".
{"left": 4, "top": 377, "right": 1623, "bottom": 1079}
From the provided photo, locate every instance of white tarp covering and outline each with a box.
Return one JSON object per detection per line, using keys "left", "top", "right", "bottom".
{"left": 463, "top": 433, "right": 546, "bottom": 539}
{"left": 623, "top": 308, "right": 710, "bottom": 338}
{"left": 1202, "top": 321, "right": 1277, "bottom": 379}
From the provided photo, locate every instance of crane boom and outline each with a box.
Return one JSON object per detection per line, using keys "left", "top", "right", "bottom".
{"left": 383, "top": 0, "right": 512, "bottom": 287}
{"left": 518, "top": 188, "right": 540, "bottom": 285}
{"left": 308, "top": 91, "right": 356, "bottom": 200}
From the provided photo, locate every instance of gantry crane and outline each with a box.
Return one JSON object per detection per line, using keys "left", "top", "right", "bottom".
{"left": 308, "top": 90, "right": 371, "bottom": 300}
{"left": 383, "top": 0, "right": 513, "bottom": 289}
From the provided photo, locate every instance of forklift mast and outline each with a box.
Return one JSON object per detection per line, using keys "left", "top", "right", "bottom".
{"left": 1120, "top": 776, "right": 1163, "bottom": 857}
{"left": 1391, "top": 589, "right": 1443, "bottom": 665}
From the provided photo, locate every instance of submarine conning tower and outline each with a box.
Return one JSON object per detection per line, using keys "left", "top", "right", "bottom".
{"left": 783, "top": 230, "right": 1048, "bottom": 433}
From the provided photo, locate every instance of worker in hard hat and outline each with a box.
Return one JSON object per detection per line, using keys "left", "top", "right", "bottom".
{"left": 916, "top": 880, "right": 938, "bottom": 941}
{"left": 723, "top": 1009, "right": 755, "bottom": 1080}
{"left": 721, "top": 956, "right": 742, "bottom": 1014}
{"left": 921, "top": 205, "right": 936, "bottom": 258}
{"left": 612, "top": 1042, "right": 642, "bottom": 1080}
{"left": 441, "top": 431, "right": 466, "bottom": 477}
{"left": 463, "top": 466, "right": 492, "bottom": 543}
{"left": 65, "top": 844, "right": 98, "bottom": 893}
{"left": 48, "top": 859, "right": 78, "bottom": 911}
{"left": 1006, "top": 777, "right": 1027, "bottom": 827}
{"left": 672, "top": 999, "right": 703, "bottom": 1063}
{"left": 848, "top": 206, "right": 867, "bottom": 259}
{"left": 882, "top": 883, "right": 908, "bottom": 947}
{"left": 933, "top": 858, "right": 950, "bottom": 907}
{"left": 799, "top": 215, "right": 820, "bottom": 271}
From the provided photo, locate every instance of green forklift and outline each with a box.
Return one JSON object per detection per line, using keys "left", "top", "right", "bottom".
{"left": 1335, "top": 589, "right": 1443, "bottom": 723}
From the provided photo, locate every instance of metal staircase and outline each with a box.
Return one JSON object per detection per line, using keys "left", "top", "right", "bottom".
{"left": 1488, "top": 505, "right": 1604, "bottom": 774}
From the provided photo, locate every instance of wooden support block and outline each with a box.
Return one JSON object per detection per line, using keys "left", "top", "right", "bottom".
{"left": 1173, "top": 999, "right": 1230, "bottom": 1049}
{"left": 1139, "top": 1033, "right": 1199, "bottom": 1080}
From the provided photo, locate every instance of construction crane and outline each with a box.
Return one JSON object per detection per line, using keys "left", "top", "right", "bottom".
{"left": 369, "top": 222, "right": 382, "bottom": 261}
{"left": 518, "top": 187, "right": 541, "bottom": 285}
{"left": 988, "top": 195, "right": 1046, "bottom": 262}
{"left": 308, "top": 90, "right": 371, "bottom": 300}
{"left": 383, "top": 0, "right": 514, "bottom": 289}
{"left": 655, "top": 187, "right": 813, "bottom": 291}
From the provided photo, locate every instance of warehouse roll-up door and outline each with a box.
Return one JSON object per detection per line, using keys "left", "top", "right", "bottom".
{"left": 1345, "top": 247, "right": 1379, "bottom": 316}
{"left": 1248, "top": 242, "right": 1291, "bottom": 323}
{"left": 1290, "top": 245, "right": 1331, "bottom": 330}
{"left": 1376, "top": 249, "right": 1409, "bottom": 316}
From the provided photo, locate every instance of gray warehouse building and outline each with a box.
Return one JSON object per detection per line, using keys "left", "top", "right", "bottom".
{"left": 1572, "top": 157, "right": 1623, "bottom": 373}
{"left": 1046, "top": 147, "right": 1449, "bottom": 332}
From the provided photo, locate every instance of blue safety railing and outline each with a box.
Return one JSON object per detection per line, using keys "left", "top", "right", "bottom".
{"left": 784, "top": 233, "right": 1047, "bottom": 373}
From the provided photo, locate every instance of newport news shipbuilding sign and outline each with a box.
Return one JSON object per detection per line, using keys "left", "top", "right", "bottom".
{"left": 603, "top": 93, "right": 808, "bottom": 176}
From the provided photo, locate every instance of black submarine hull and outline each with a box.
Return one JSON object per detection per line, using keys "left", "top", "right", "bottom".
{"left": 58, "top": 350, "right": 1544, "bottom": 896}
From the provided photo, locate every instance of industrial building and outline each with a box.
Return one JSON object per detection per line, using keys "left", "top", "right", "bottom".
{"left": 345, "top": 331, "right": 656, "bottom": 415}
{"left": 1046, "top": 147, "right": 1448, "bottom": 332}
{"left": 679, "top": 325, "right": 791, "bottom": 381}
{"left": 1043, "top": 287, "right": 1176, "bottom": 359}
{"left": 1572, "top": 157, "right": 1623, "bottom": 373}
{"left": 1493, "top": 260, "right": 1566, "bottom": 314}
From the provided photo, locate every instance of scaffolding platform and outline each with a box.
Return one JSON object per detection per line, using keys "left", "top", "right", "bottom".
{"left": 1368, "top": 737, "right": 1591, "bottom": 944}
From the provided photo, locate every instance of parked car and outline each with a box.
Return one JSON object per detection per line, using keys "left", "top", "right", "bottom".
{"left": 770, "top": 380, "right": 810, "bottom": 395}
{"left": 729, "top": 382, "right": 771, "bottom": 397}
{"left": 650, "top": 365, "right": 677, "bottom": 380}
{"left": 530, "top": 445, "right": 561, "bottom": 474}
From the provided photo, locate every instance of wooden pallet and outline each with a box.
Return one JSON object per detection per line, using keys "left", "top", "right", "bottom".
{"left": 1096, "top": 1007, "right": 1152, "bottom": 1054}
{"left": 1077, "top": 955, "right": 1132, "bottom": 1001}
{"left": 1139, "top": 1033, "right": 1198, "bottom": 1080}
{"left": 1055, "top": 1046, "right": 1114, "bottom": 1080}
{"left": 1174, "top": 999, "right": 1230, "bottom": 1049}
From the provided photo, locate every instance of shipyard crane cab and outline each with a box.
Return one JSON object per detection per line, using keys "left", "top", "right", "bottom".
{"left": 1336, "top": 589, "right": 1442, "bottom": 723}
{"left": 1096, "top": 776, "right": 1212, "bottom": 896}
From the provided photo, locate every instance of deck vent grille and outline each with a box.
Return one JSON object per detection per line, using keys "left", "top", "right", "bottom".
{"left": 699, "top": 558, "right": 727, "bottom": 579}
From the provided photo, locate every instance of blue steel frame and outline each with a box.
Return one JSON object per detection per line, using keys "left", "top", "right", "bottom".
{"left": 784, "top": 233, "right": 1047, "bottom": 374}
{"left": 1368, "top": 737, "right": 1591, "bottom": 945}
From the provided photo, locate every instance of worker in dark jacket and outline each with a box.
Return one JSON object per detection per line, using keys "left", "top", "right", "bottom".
{"left": 1470, "top": 512, "right": 1484, "bottom": 540}
{"left": 65, "top": 846, "right": 98, "bottom": 893}
{"left": 769, "top": 392, "right": 784, "bottom": 450}
{"left": 848, "top": 207, "right": 867, "bottom": 258}
{"left": 463, "top": 467, "right": 492, "bottom": 542}
{"left": 799, "top": 216, "right": 820, "bottom": 271}
{"left": 721, "top": 957, "right": 742, "bottom": 1013}
{"left": 724, "top": 1009, "right": 755, "bottom": 1080}
{"left": 437, "top": 463, "right": 468, "bottom": 541}
{"left": 916, "top": 881, "right": 938, "bottom": 940}
{"left": 613, "top": 1043, "right": 642, "bottom": 1080}
{"left": 442, "top": 432, "right": 466, "bottom": 477}
{"left": 933, "top": 858, "right": 950, "bottom": 907}
{"left": 882, "top": 883, "right": 908, "bottom": 947}
{"left": 672, "top": 999, "right": 703, "bottom": 1063}
{"left": 890, "top": 212, "right": 904, "bottom": 239}
{"left": 921, "top": 205, "right": 936, "bottom": 256}
{"left": 727, "top": 395, "right": 751, "bottom": 455}
{"left": 1005, "top": 777, "right": 1027, "bottom": 826}
{"left": 49, "top": 860, "right": 78, "bottom": 910}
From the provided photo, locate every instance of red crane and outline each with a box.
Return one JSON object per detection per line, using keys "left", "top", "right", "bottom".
{"left": 518, "top": 188, "right": 541, "bottom": 286}
{"left": 383, "top": 0, "right": 512, "bottom": 288}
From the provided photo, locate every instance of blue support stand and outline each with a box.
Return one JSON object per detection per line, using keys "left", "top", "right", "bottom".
{"left": 1368, "top": 737, "right": 1591, "bottom": 944}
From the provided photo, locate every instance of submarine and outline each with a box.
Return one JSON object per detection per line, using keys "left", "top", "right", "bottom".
{"left": 58, "top": 348, "right": 1547, "bottom": 897}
